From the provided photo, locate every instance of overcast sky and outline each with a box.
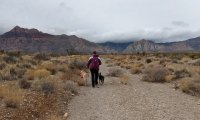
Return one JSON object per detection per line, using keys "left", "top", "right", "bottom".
{"left": 0, "top": 0, "right": 200, "bottom": 43}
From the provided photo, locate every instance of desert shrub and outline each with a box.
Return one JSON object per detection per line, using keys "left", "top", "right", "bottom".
{"left": 0, "top": 63, "right": 6, "bottom": 70}
{"left": 34, "top": 53, "right": 50, "bottom": 61}
{"left": 114, "top": 62, "right": 121, "bottom": 66}
{"left": 5, "top": 99, "right": 18, "bottom": 108}
{"left": 24, "top": 69, "right": 35, "bottom": 80}
{"left": 188, "top": 53, "right": 200, "bottom": 59}
{"left": 3, "top": 56, "right": 17, "bottom": 64}
{"left": 133, "top": 63, "right": 144, "bottom": 68}
{"left": 0, "top": 68, "right": 17, "bottom": 81}
{"left": 34, "top": 69, "right": 51, "bottom": 79}
{"left": 0, "top": 85, "right": 24, "bottom": 109}
{"left": 69, "top": 60, "right": 87, "bottom": 70}
{"left": 16, "top": 63, "right": 32, "bottom": 69}
{"left": 57, "top": 64, "right": 69, "bottom": 73}
{"left": 159, "top": 59, "right": 165, "bottom": 64}
{"left": 120, "top": 75, "right": 129, "bottom": 85}
{"left": 165, "top": 75, "right": 176, "bottom": 82}
{"left": 7, "top": 51, "right": 21, "bottom": 57}
{"left": 28, "top": 59, "right": 38, "bottom": 65}
{"left": 192, "top": 59, "right": 200, "bottom": 66}
{"left": 146, "top": 59, "right": 152, "bottom": 63}
{"left": 130, "top": 67, "right": 142, "bottom": 74}
{"left": 171, "top": 60, "right": 178, "bottom": 63}
{"left": 125, "top": 66, "right": 131, "bottom": 69}
{"left": 0, "top": 73, "right": 11, "bottom": 81}
{"left": 49, "top": 53, "right": 60, "bottom": 57}
{"left": 142, "top": 66, "right": 167, "bottom": 82}
{"left": 10, "top": 68, "right": 17, "bottom": 76}
{"left": 64, "top": 81, "right": 78, "bottom": 95}
{"left": 107, "top": 64, "right": 113, "bottom": 67}
{"left": 107, "top": 68, "right": 123, "bottom": 77}
{"left": 40, "top": 61, "right": 57, "bottom": 75}
{"left": 19, "top": 79, "right": 31, "bottom": 89}
{"left": 0, "top": 50, "right": 4, "bottom": 54}
{"left": 41, "top": 82, "right": 55, "bottom": 95}
{"left": 180, "top": 77, "right": 200, "bottom": 96}
{"left": 15, "top": 69, "right": 26, "bottom": 78}
{"left": 137, "top": 57, "right": 141, "bottom": 61}
{"left": 170, "top": 53, "right": 184, "bottom": 60}
{"left": 174, "top": 69, "right": 191, "bottom": 79}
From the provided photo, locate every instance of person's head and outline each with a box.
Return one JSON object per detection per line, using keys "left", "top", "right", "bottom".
{"left": 93, "top": 51, "right": 96, "bottom": 55}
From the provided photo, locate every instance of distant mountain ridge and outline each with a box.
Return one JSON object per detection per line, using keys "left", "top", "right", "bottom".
{"left": 123, "top": 38, "right": 200, "bottom": 53}
{"left": 0, "top": 26, "right": 114, "bottom": 54}
{"left": 0, "top": 26, "right": 199, "bottom": 54}
{"left": 98, "top": 42, "right": 133, "bottom": 52}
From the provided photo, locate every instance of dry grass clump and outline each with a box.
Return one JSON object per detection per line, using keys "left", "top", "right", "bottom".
{"left": 0, "top": 67, "right": 18, "bottom": 81}
{"left": 39, "top": 61, "right": 57, "bottom": 75}
{"left": 16, "top": 63, "right": 32, "bottom": 69}
{"left": 24, "top": 69, "right": 35, "bottom": 80}
{"left": 3, "top": 55, "right": 17, "bottom": 64}
{"left": 18, "top": 79, "right": 31, "bottom": 89}
{"left": 120, "top": 75, "right": 129, "bottom": 85}
{"left": 24, "top": 69, "right": 51, "bottom": 80}
{"left": 114, "top": 62, "right": 121, "bottom": 66}
{"left": 125, "top": 65, "right": 131, "bottom": 69}
{"left": 146, "top": 58, "right": 152, "bottom": 63}
{"left": 0, "top": 54, "right": 90, "bottom": 120}
{"left": 68, "top": 60, "right": 87, "bottom": 70}
{"left": 60, "top": 68, "right": 80, "bottom": 83}
{"left": 64, "top": 81, "right": 78, "bottom": 94}
{"left": 191, "top": 59, "right": 200, "bottom": 66}
{"left": 41, "top": 82, "right": 55, "bottom": 95}
{"left": 34, "top": 53, "right": 50, "bottom": 61}
{"left": 179, "top": 76, "right": 200, "bottom": 96}
{"left": 165, "top": 75, "right": 176, "bottom": 83}
{"left": 34, "top": 69, "right": 51, "bottom": 79}
{"left": 174, "top": 69, "right": 191, "bottom": 79}
{"left": 130, "top": 67, "right": 142, "bottom": 74}
{"left": 0, "top": 63, "right": 6, "bottom": 70}
{"left": 142, "top": 66, "right": 167, "bottom": 83}
{"left": 133, "top": 63, "right": 144, "bottom": 68}
{"left": 107, "top": 68, "right": 123, "bottom": 77}
{"left": 0, "top": 85, "right": 25, "bottom": 108}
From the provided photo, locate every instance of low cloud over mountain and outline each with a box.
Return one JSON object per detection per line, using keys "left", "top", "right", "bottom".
{"left": 1, "top": 0, "right": 200, "bottom": 43}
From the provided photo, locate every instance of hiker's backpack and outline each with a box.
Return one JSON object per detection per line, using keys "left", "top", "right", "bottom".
{"left": 89, "top": 57, "right": 100, "bottom": 70}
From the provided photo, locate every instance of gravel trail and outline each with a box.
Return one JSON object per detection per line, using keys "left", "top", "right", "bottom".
{"left": 67, "top": 59, "right": 200, "bottom": 120}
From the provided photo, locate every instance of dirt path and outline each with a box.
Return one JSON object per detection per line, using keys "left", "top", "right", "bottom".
{"left": 67, "top": 59, "right": 200, "bottom": 120}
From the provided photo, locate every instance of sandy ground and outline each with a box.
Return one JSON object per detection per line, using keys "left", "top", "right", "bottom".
{"left": 67, "top": 59, "right": 200, "bottom": 120}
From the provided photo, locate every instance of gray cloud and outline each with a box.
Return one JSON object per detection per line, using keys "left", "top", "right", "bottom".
{"left": 0, "top": 0, "right": 200, "bottom": 43}
{"left": 172, "top": 21, "right": 189, "bottom": 27}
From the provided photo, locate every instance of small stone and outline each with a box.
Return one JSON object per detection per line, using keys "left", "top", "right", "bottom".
{"left": 64, "top": 112, "right": 68, "bottom": 118}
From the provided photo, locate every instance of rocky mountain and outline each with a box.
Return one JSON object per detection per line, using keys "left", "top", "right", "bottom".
{"left": 99, "top": 42, "right": 133, "bottom": 52}
{"left": 123, "top": 38, "right": 200, "bottom": 53}
{"left": 0, "top": 26, "right": 114, "bottom": 54}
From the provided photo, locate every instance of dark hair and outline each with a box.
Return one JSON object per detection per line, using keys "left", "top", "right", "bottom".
{"left": 93, "top": 51, "right": 96, "bottom": 54}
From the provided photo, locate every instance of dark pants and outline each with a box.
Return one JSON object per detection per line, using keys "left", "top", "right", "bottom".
{"left": 90, "top": 69, "right": 99, "bottom": 87}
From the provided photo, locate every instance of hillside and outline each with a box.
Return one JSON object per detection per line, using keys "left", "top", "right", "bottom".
{"left": 99, "top": 42, "right": 133, "bottom": 52}
{"left": 123, "top": 38, "right": 200, "bottom": 53}
{"left": 0, "top": 26, "right": 114, "bottom": 54}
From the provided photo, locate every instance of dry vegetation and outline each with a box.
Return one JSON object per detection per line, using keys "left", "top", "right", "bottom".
{"left": 1, "top": 51, "right": 200, "bottom": 119}
{"left": 104, "top": 52, "right": 200, "bottom": 96}
{"left": 0, "top": 52, "right": 89, "bottom": 120}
